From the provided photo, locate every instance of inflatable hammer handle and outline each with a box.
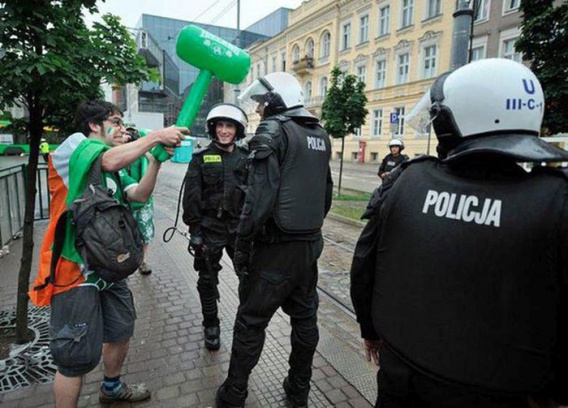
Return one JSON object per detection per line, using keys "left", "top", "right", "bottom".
{"left": 175, "top": 70, "right": 212, "bottom": 128}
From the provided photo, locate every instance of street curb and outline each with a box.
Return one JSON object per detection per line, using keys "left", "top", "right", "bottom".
{"left": 327, "top": 213, "right": 366, "bottom": 228}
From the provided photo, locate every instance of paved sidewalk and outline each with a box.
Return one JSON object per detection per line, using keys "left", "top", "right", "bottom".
{"left": 0, "top": 207, "right": 376, "bottom": 407}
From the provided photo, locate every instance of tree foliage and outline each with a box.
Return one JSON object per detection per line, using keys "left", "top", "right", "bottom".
{"left": 321, "top": 66, "right": 368, "bottom": 195}
{"left": 516, "top": 0, "right": 568, "bottom": 134}
{"left": 0, "top": 0, "right": 156, "bottom": 342}
{"left": 321, "top": 66, "right": 368, "bottom": 139}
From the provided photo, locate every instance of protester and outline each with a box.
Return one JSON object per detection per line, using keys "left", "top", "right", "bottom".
{"left": 350, "top": 59, "right": 568, "bottom": 407}
{"left": 377, "top": 138, "right": 408, "bottom": 180}
{"left": 125, "top": 126, "right": 155, "bottom": 275}
{"left": 216, "top": 72, "right": 333, "bottom": 408}
{"left": 30, "top": 100, "right": 187, "bottom": 407}
{"left": 182, "top": 103, "right": 249, "bottom": 350}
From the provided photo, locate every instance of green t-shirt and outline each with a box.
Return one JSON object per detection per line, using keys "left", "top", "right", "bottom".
{"left": 61, "top": 138, "right": 138, "bottom": 287}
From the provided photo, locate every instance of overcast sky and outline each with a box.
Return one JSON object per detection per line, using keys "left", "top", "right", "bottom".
{"left": 87, "top": 0, "right": 304, "bottom": 30}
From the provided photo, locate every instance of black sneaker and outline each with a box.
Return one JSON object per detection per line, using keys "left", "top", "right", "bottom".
{"left": 216, "top": 383, "right": 247, "bottom": 408}
{"left": 204, "top": 326, "right": 220, "bottom": 350}
{"left": 283, "top": 377, "right": 309, "bottom": 408}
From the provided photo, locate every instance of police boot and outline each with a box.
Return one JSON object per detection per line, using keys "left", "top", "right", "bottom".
{"left": 204, "top": 325, "right": 220, "bottom": 351}
{"left": 283, "top": 376, "right": 309, "bottom": 408}
{"left": 216, "top": 382, "right": 247, "bottom": 408}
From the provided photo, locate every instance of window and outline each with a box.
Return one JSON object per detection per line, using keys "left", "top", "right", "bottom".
{"left": 470, "top": 46, "right": 485, "bottom": 61}
{"left": 342, "top": 22, "right": 351, "bottom": 50}
{"left": 305, "top": 81, "right": 313, "bottom": 100}
{"left": 359, "top": 14, "right": 369, "bottom": 44}
{"left": 354, "top": 127, "right": 362, "bottom": 138}
{"left": 379, "top": 5, "right": 390, "bottom": 36}
{"left": 501, "top": 38, "right": 522, "bottom": 62}
{"left": 351, "top": 152, "right": 359, "bottom": 160}
{"left": 356, "top": 65, "right": 367, "bottom": 84}
{"left": 375, "top": 59, "right": 387, "bottom": 88}
{"left": 321, "top": 31, "right": 331, "bottom": 58}
{"left": 394, "top": 107, "right": 405, "bottom": 135}
{"left": 372, "top": 109, "right": 383, "bottom": 137}
{"left": 371, "top": 152, "right": 378, "bottom": 161}
{"left": 470, "top": 36, "right": 487, "bottom": 61}
{"left": 422, "top": 45, "right": 437, "bottom": 78}
{"left": 256, "top": 63, "right": 260, "bottom": 78}
{"left": 306, "top": 39, "right": 315, "bottom": 58}
{"left": 401, "top": 0, "right": 414, "bottom": 28}
{"left": 320, "top": 77, "right": 328, "bottom": 97}
{"left": 503, "top": 0, "right": 520, "bottom": 13}
{"left": 474, "top": 0, "right": 490, "bottom": 22}
{"left": 292, "top": 45, "right": 300, "bottom": 62}
{"left": 281, "top": 52, "right": 286, "bottom": 71}
{"left": 500, "top": 28, "right": 522, "bottom": 62}
{"left": 272, "top": 57, "right": 277, "bottom": 73}
{"left": 397, "top": 53, "right": 410, "bottom": 84}
{"left": 426, "top": 0, "right": 441, "bottom": 19}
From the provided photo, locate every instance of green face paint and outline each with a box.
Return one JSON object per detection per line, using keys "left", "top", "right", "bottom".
{"left": 106, "top": 126, "right": 115, "bottom": 135}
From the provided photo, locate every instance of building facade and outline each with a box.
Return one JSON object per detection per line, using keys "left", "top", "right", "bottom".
{"left": 230, "top": 0, "right": 457, "bottom": 161}
{"left": 230, "top": 0, "right": 559, "bottom": 163}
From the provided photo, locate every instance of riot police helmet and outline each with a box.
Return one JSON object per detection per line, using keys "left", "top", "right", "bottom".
{"left": 238, "top": 72, "right": 304, "bottom": 118}
{"left": 388, "top": 139, "right": 404, "bottom": 150}
{"left": 407, "top": 58, "right": 568, "bottom": 162}
{"left": 206, "top": 103, "right": 248, "bottom": 143}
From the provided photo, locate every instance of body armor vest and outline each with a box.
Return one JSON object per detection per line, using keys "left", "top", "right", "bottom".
{"left": 374, "top": 159, "right": 567, "bottom": 393}
{"left": 273, "top": 119, "right": 331, "bottom": 234}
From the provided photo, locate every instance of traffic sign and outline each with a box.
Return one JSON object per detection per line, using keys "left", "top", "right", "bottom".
{"left": 390, "top": 112, "right": 399, "bottom": 124}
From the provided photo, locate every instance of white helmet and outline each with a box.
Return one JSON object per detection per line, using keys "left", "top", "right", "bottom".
{"left": 238, "top": 72, "right": 304, "bottom": 117}
{"left": 388, "top": 139, "right": 404, "bottom": 150}
{"left": 206, "top": 103, "right": 248, "bottom": 142}
{"left": 408, "top": 58, "right": 568, "bottom": 162}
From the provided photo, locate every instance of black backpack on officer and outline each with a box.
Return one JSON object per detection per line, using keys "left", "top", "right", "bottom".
{"left": 42, "top": 155, "right": 143, "bottom": 287}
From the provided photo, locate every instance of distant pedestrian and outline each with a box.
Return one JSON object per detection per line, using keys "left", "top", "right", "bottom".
{"left": 39, "top": 138, "right": 50, "bottom": 162}
{"left": 216, "top": 72, "right": 333, "bottom": 408}
{"left": 350, "top": 59, "right": 568, "bottom": 408}
{"left": 182, "top": 103, "right": 249, "bottom": 351}
{"left": 377, "top": 138, "right": 408, "bottom": 180}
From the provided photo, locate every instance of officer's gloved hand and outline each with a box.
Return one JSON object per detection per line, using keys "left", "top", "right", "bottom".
{"left": 188, "top": 229, "right": 204, "bottom": 255}
{"left": 233, "top": 239, "right": 252, "bottom": 280}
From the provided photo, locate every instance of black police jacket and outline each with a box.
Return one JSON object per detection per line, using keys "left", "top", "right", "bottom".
{"left": 351, "top": 155, "right": 568, "bottom": 395}
{"left": 377, "top": 153, "right": 409, "bottom": 177}
{"left": 182, "top": 143, "right": 248, "bottom": 233}
{"left": 238, "top": 108, "right": 333, "bottom": 243}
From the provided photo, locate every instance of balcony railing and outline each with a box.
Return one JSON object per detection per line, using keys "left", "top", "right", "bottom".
{"left": 292, "top": 56, "right": 314, "bottom": 75}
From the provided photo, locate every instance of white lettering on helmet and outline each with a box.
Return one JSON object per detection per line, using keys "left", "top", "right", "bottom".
{"left": 306, "top": 136, "right": 327, "bottom": 151}
{"left": 422, "top": 190, "right": 501, "bottom": 227}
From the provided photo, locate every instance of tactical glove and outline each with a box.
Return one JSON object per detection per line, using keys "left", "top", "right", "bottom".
{"left": 233, "top": 239, "right": 252, "bottom": 279}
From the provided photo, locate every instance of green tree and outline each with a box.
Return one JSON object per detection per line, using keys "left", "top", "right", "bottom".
{"left": 0, "top": 1, "right": 156, "bottom": 343}
{"left": 321, "top": 66, "right": 368, "bottom": 196}
{"left": 516, "top": 0, "right": 568, "bottom": 134}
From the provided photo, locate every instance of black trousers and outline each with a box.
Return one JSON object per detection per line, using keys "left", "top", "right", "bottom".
{"left": 225, "top": 238, "right": 323, "bottom": 392}
{"left": 193, "top": 217, "right": 237, "bottom": 327}
{"left": 376, "top": 345, "right": 531, "bottom": 408}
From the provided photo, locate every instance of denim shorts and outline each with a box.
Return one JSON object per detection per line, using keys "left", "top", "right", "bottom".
{"left": 49, "top": 281, "right": 136, "bottom": 377}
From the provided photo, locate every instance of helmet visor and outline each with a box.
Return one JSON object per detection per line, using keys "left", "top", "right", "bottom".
{"left": 238, "top": 79, "right": 271, "bottom": 113}
{"left": 407, "top": 90, "right": 434, "bottom": 135}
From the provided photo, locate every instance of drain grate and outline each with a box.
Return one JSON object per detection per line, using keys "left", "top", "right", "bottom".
{"left": 0, "top": 306, "right": 56, "bottom": 393}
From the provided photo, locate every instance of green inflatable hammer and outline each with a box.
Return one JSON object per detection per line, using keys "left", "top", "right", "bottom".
{"left": 176, "top": 24, "right": 251, "bottom": 126}
{"left": 152, "top": 24, "right": 251, "bottom": 161}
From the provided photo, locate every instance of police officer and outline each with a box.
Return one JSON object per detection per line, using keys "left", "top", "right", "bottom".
{"left": 216, "top": 72, "right": 333, "bottom": 408}
{"left": 377, "top": 138, "right": 408, "bottom": 180}
{"left": 39, "top": 138, "right": 50, "bottom": 162}
{"left": 350, "top": 58, "right": 568, "bottom": 407}
{"left": 182, "top": 103, "right": 248, "bottom": 351}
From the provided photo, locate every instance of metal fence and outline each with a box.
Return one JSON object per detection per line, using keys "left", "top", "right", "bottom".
{"left": 0, "top": 163, "right": 49, "bottom": 247}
